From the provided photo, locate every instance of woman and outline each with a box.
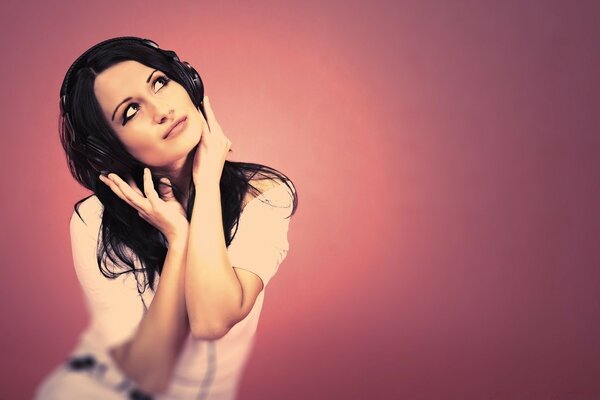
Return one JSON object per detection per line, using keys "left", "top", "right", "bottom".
{"left": 34, "top": 36, "right": 298, "bottom": 400}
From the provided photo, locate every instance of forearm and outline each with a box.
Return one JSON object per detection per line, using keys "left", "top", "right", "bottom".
{"left": 110, "top": 233, "right": 190, "bottom": 394}
{"left": 185, "top": 175, "right": 242, "bottom": 338}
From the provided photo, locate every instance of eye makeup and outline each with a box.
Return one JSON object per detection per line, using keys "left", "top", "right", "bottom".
{"left": 121, "top": 75, "right": 171, "bottom": 126}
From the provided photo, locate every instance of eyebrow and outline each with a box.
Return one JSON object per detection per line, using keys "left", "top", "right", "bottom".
{"left": 111, "top": 69, "right": 160, "bottom": 122}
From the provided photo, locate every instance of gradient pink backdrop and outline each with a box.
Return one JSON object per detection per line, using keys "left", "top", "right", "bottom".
{"left": 1, "top": 1, "right": 599, "bottom": 399}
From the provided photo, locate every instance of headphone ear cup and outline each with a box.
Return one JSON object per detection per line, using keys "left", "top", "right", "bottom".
{"left": 84, "top": 135, "right": 114, "bottom": 173}
{"left": 182, "top": 61, "right": 206, "bottom": 120}
{"left": 168, "top": 57, "right": 204, "bottom": 108}
{"left": 182, "top": 61, "right": 204, "bottom": 104}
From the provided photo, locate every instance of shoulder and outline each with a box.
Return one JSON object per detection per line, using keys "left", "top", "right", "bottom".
{"left": 70, "top": 195, "right": 104, "bottom": 238}
{"left": 244, "top": 177, "right": 295, "bottom": 212}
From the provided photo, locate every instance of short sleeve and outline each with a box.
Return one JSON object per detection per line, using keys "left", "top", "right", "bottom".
{"left": 70, "top": 196, "right": 146, "bottom": 351}
{"left": 227, "top": 183, "right": 294, "bottom": 289}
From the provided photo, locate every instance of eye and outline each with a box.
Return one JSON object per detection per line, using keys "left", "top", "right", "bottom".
{"left": 123, "top": 103, "right": 140, "bottom": 122}
{"left": 153, "top": 76, "right": 169, "bottom": 91}
{"left": 122, "top": 75, "right": 171, "bottom": 125}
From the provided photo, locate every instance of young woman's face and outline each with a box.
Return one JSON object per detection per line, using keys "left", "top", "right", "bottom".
{"left": 94, "top": 60, "right": 205, "bottom": 168}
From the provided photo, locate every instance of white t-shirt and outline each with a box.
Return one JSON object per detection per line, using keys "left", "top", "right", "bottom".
{"left": 64, "top": 183, "right": 294, "bottom": 399}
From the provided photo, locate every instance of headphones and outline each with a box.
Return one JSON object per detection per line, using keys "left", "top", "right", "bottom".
{"left": 59, "top": 36, "right": 205, "bottom": 173}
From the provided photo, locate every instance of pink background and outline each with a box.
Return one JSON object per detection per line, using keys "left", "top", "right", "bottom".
{"left": 1, "top": 1, "right": 599, "bottom": 399}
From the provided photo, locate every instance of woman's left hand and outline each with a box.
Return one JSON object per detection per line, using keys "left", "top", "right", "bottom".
{"left": 192, "top": 96, "right": 232, "bottom": 185}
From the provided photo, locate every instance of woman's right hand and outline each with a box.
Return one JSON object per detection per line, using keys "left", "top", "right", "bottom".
{"left": 99, "top": 168, "right": 189, "bottom": 244}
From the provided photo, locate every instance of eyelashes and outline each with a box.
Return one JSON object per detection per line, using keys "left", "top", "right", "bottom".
{"left": 122, "top": 75, "right": 171, "bottom": 126}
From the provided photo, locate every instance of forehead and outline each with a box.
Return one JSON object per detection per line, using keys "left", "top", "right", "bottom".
{"left": 94, "top": 60, "right": 154, "bottom": 109}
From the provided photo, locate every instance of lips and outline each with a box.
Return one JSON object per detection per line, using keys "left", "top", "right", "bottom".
{"left": 163, "top": 116, "right": 188, "bottom": 139}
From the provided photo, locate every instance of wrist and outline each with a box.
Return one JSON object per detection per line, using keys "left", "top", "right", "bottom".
{"left": 193, "top": 169, "right": 220, "bottom": 186}
{"left": 166, "top": 228, "right": 189, "bottom": 249}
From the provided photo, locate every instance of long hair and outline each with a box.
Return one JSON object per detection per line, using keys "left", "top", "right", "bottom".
{"left": 59, "top": 39, "right": 298, "bottom": 297}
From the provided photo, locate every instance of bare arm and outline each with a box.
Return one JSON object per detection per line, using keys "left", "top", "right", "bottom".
{"left": 108, "top": 231, "right": 190, "bottom": 395}
{"left": 97, "top": 171, "right": 193, "bottom": 395}
{"left": 184, "top": 176, "right": 247, "bottom": 339}
{"left": 184, "top": 97, "right": 280, "bottom": 339}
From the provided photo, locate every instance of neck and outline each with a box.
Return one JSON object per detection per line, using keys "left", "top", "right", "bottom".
{"left": 153, "top": 148, "right": 196, "bottom": 210}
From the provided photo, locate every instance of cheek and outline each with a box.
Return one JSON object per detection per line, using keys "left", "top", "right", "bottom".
{"left": 119, "top": 129, "right": 154, "bottom": 153}
{"left": 189, "top": 110, "right": 206, "bottom": 131}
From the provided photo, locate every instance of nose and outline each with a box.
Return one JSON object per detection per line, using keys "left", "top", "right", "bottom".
{"left": 151, "top": 99, "right": 174, "bottom": 124}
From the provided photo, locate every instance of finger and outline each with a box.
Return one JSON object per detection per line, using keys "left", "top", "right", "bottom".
{"left": 108, "top": 173, "right": 151, "bottom": 212}
{"left": 143, "top": 168, "right": 161, "bottom": 208}
{"left": 126, "top": 175, "right": 144, "bottom": 197}
{"left": 203, "top": 96, "right": 220, "bottom": 132}
{"left": 158, "top": 177, "right": 176, "bottom": 201}
{"left": 100, "top": 175, "right": 134, "bottom": 207}
{"left": 101, "top": 175, "right": 146, "bottom": 213}
{"left": 136, "top": 208, "right": 151, "bottom": 222}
